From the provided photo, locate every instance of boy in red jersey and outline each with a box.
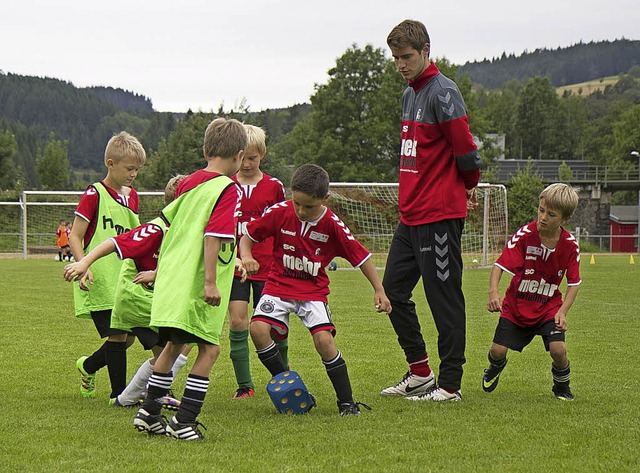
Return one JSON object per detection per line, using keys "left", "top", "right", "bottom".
{"left": 228, "top": 124, "right": 286, "bottom": 400}
{"left": 381, "top": 20, "right": 481, "bottom": 402}
{"left": 68, "top": 131, "right": 145, "bottom": 401}
{"left": 483, "top": 183, "right": 581, "bottom": 401}
{"left": 240, "top": 164, "right": 392, "bottom": 416}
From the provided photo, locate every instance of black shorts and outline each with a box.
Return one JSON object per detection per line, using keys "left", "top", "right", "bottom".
{"left": 91, "top": 310, "right": 128, "bottom": 338}
{"left": 158, "top": 327, "right": 213, "bottom": 346}
{"left": 493, "top": 317, "right": 565, "bottom": 352}
{"left": 229, "top": 276, "right": 265, "bottom": 309}
{"left": 130, "top": 327, "right": 165, "bottom": 350}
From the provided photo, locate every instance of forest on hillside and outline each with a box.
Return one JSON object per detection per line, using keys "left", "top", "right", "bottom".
{"left": 0, "top": 39, "right": 639, "bottom": 195}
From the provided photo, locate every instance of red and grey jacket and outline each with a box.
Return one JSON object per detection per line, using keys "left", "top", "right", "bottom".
{"left": 398, "top": 62, "right": 480, "bottom": 226}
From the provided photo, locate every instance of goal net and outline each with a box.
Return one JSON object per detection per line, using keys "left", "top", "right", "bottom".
{"left": 4, "top": 191, "right": 166, "bottom": 258}
{"left": 327, "top": 183, "right": 508, "bottom": 269}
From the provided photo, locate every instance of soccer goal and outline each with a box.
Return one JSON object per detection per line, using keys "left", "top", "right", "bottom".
{"left": 8, "top": 191, "right": 166, "bottom": 259}
{"left": 327, "top": 183, "right": 508, "bottom": 269}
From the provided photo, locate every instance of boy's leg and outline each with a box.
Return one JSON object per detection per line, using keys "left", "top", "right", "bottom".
{"left": 252, "top": 320, "right": 288, "bottom": 376}
{"left": 482, "top": 343, "right": 509, "bottom": 393}
{"left": 549, "top": 341, "right": 573, "bottom": 400}
{"left": 229, "top": 298, "right": 255, "bottom": 395}
{"left": 134, "top": 342, "right": 183, "bottom": 435}
{"left": 116, "top": 358, "right": 154, "bottom": 406}
{"left": 76, "top": 310, "right": 113, "bottom": 398}
{"left": 105, "top": 333, "right": 129, "bottom": 400}
{"left": 166, "top": 344, "right": 219, "bottom": 440}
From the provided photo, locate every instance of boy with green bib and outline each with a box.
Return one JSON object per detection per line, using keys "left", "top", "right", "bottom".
{"left": 64, "top": 175, "right": 188, "bottom": 409}
{"left": 133, "top": 118, "right": 247, "bottom": 441}
{"left": 68, "top": 132, "right": 145, "bottom": 401}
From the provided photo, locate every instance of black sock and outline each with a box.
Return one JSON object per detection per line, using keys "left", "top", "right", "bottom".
{"left": 552, "top": 362, "right": 571, "bottom": 391}
{"left": 83, "top": 342, "right": 108, "bottom": 374}
{"left": 256, "top": 342, "right": 288, "bottom": 376}
{"left": 324, "top": 352, "right": 353, "bottom": 404}
{"left": 485, "top": 352, "right": 507, "bottom": 378}
{"left": 143, "top": 371, "right": 172, "bottom": 415}
{"left": 105, "top": 341, "right": 127, "bottom": 398}
{"left": 176, "top": 374, "right": 209, "bottom": 424}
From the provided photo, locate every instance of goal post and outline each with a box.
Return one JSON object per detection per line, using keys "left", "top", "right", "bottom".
{"left": 13, "top": 191, "right": 166, "bottom": 259}
{"left": 327, "top": 183, "right": 508, "bottom": 269}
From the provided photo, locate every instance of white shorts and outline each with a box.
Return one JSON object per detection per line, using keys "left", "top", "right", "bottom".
{"left": 251, "top": 295, "right": 336, "bottom": 340}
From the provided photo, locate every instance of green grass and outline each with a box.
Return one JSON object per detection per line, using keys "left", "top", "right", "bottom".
{"left": 1, "top": 257, "right": 639, "bottom": 472}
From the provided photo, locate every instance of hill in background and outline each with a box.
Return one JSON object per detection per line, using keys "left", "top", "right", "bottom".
{"left": 458, "top": 39, "right": 640, "bottom": 89}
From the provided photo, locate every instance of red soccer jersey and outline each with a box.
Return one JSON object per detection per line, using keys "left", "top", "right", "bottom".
{"left": 110, "top": 221, "right": 165, "bottom": 272}
{"left": 75, "top": 182, "right": 139, "bottom": 247}
{"left": 495, "top": 221, "right": 581, "bottom": 327}
{"left": 176, "top": 170, "right": 240, "bottom": 239}
{"left": 245, "top": 201, "right": 371, "bottom": 303}
{"left": 232, "top": 173, "right": 285, "bottom": 281}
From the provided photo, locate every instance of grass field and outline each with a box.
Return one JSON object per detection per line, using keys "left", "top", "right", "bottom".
{"left": 1, "top": 257, "right": 639, "bottom": 472}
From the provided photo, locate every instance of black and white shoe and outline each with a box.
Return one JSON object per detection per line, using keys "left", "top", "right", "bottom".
{"left": 380, "top": 371, "right": 435, "bottom": 397}
{"left": 133, "top": 408, "right": 167, "bottom": 435}
{"left": 166, "top": 416, "right": 207, "bottom": 441}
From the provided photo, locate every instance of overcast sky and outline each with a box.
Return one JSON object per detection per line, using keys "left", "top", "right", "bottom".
{"left": 2, "top": 0, "right": 639, "bottom": 113}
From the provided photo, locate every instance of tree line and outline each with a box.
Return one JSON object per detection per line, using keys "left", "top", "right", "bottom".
{"left": 1, "top": 39, "right": 639, "bottom": 215}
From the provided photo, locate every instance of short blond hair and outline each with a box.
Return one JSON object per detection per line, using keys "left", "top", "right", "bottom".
{"left": 104, "top": 131, "right": 146, "bottom": 166}
{"left": 244, "top": 124, "right": 267, "bottom": 156}
{"left": 203, "top": 118, "right": 248, "bottom": 159}
{"left": 539, "top": 183, "right": 579, "bottom": 219}
{"left": 164, "top": 174, "right": 186, "bottom": 204}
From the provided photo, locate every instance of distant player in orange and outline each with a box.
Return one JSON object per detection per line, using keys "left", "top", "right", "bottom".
{"left": 56, "top": 219, "right": 71, "bottom": 261}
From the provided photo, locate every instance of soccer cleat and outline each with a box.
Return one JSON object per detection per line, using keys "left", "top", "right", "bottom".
{"left": 166, "top": 416, "right": 207, "bottom": 441}
{"left": 160, "top": 395, "right": 181, "bottom": 410}
{"left": 232, "top": 386, "right": 256, "bottom": 400}
{"left": 407, "top": 387, "right": 462, "bottom": 402}
{"left": 133, "top": 408, "right": 168, "bottom": 435}
{"left": 380, "top": 371, "right": 435, "bottom": 397}
{"left": 482, "top": 357, "right": 507, "bottom": 393}
{"left": 338, "top": 400, "right": 372, "bottom": 416}
{"left": 76, "top": 356, "right": 96, "bottom": 399}
{"left": 553, "top": 386, "right": 575, "bottom": 401}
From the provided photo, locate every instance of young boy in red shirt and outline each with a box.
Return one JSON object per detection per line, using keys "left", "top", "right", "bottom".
{"left": 240, "top": 164, "right": 391, "bottom": 416}
{"left": 482, "top": 183, "right": 581, "bottom": 401}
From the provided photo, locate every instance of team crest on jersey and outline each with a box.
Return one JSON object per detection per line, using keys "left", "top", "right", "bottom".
{"left": 315, "top": 248, "right": 321, "bottom": 256}
{"left": 526, "top": 246, "right": 542, "bottom": 256}
{"left": 416, "top": 108, "right": 422, "bottom": 120}
{"left": 309, "top": 231, "right": 329, "bottom": 243}
{"left": 259, "top": 300, "right": 275, "bottom": 313}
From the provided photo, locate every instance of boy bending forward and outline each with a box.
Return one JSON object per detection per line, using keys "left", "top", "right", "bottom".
{"left": 483, "top": 183, "right": 581, "bottom": 400}
{"left": 241, "top": 164, "right": 391, "bottom": 416}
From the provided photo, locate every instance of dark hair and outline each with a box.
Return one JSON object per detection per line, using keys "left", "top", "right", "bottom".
{"left": 291, "top": 164, "right": 330, "bottom": 200}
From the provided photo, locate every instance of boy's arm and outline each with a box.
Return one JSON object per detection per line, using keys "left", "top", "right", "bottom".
{"left": 67, "top": 216, "right": 94, "bottom": 289}
{"left": 487, "top": 265, "right": 504, "bottom": 312}
{"left": 554, "top": 285, "right": 579, "bottom": 332}
{"left": 239, "top": 235, "right": 259, "bottom": 277}
{"left": 358, "top": 259, "right": 392, "bottom": 314}
{"left": 63, "top": 239, "right": 116, "bottom": 286}
{"left": 133, "top": 270, "right": 157, "bottom": 285}
{"left": 203, "top": 236, "right": 222, "bottom": 306}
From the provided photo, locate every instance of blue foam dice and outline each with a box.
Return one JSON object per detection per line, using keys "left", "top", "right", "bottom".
{"left": 266, "top": 371, "right": 315, "bottom": 414}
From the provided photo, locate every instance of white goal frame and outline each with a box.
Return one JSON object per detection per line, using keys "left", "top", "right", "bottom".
{"left": 327, "top": 182, "right": 508, "bottom": 268}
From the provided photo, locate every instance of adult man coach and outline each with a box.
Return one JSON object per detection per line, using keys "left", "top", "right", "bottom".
{"left": 380, "top": 19, "right": 481, "bottom": 402}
